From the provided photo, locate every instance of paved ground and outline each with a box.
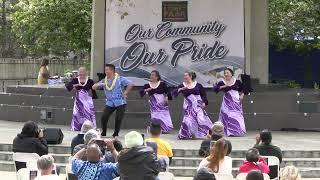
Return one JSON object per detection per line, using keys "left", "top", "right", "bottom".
{"left": 1, "top": 120, "right": 320, "bottom": 151}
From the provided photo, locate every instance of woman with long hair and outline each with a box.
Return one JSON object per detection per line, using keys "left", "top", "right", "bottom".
{"left": 37, "top": 58, "right": 50, "bottom": 85}
{"left": 66, "top": 67, "right": 97, "bottom": 131}
{"left": 197, "top": 138, "right": 232, "bottom": 175}
{"left": 172, "top": 71, "right": 213, "bottom": 139}
{"left": 139, "top": 70, "right": 173, "bottom": 133}
{"left": 213, "top": 68, "right": 246, "bottom": 137}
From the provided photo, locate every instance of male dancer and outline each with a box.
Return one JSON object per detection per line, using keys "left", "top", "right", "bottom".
{"left": 93, "top": 64, "right": 134, "bottom": 137}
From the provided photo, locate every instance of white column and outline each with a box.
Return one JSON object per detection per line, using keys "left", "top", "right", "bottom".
{"left": 244, "top": 0, "right": 251, "bottom": 75}
{"left": 90, "top": 0, "right": 106, "bottom": 81}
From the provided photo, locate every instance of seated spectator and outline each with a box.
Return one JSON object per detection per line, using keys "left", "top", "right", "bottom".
{"left": 197, "top": 138, "right": 232, "bottom": 175}
{"left": 103, "top": 139, "right": 123, "bottom": 163}
{"left": 118, "top": 131, "right": 161, "bottom": 179}
{"left": 246, "top": 170, "right": 264, "bottom": 180}
{"left": 72, "top": 140, "right": 119, "bottom": 180}
{"left": 238, "top": 148, "right": 270, "bottom": 174}
{"left": 71, "top": 120, "right": 93, "bottom": 154}
{"left": 199, "top": 121, "right": 224, "bottom": 157}
{"left": 72, "top": 129, "right": 100, "bottom": 156}
{"left": 35, "top": 155, "right": 59, "bottom": 180}
{"left": 254, "top": 129, "right": 282, "bottom": 178}
{"left": 194, "top": 167, "right": 216, "bottom": 180}
{"left": 146, "top": 123, "right": 173, "bottom": 164}
{"left": 280, "top": 166, "right": 301, "bottom": 180}
{"left": 13, "top": 121, "right": 48, "bottom": 171}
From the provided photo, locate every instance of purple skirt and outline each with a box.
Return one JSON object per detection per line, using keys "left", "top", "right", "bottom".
{"left": 71, "top": 89, "right": 96, "bottom": 131}
{"left": 219, "top": 90, "right": 246, "bottom": 136}
{"left": 178, "top": 94, "right": 213, "bottom": 139}
{"left": 149, "top": 94, "right": 173, "bottom": 133}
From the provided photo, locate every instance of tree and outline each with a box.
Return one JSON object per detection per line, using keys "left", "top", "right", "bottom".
{"left": 269, "top": 0, "right": 320, "bottom": 87}
{"left": 11, "top": 0, "right": 92, "bottom": 57}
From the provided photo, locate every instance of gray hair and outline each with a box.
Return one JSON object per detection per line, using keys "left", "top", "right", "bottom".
{"left": 80, "top": 120, "right": 94, "bottom": 133}
{"left": 37, "top": 155, "right": 54, "bottom": 171}
{"left": 84, "top": 129, "right": 99, "bottom": 144}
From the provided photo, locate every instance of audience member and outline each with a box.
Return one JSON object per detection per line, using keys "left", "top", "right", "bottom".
{"left": 238, "top": 148, "right": 270, "bottom": 174}
{"left": 72, "top": 129, "right": 100, "bottom": 156}
{"left": 146, "top": 123, "right": 173, "bottom": 164}
{"left": 118, "top": 131, "right": 161, "bottom": 179}
{"left": 13, "top": 121, "right": 48, "bottom": 156}
{"left": 35, "top": 155, "right": 59, "bottom": 180}
{"left": 246, "top": 170, "right": 264, "bottom": 180}
{"left": 103, "top": 139, "right": 123, "bottom": 163}
{"left": 254, "top": 129, "right": 282, "bottom": 178}
{"left": 70, "top": 121, "right": 93, "bottom": 154}
{"left": 280, "top": 166, "right": 301, "bottom": 180}
{"left": 194, "top": 167, "right": 216, "bottom": 180}
{"left": 198, "top": 121, "right": 224, "bottom": 157}
{"left": 72, "top": 140, "right": 119, "bottom": 180}
{"left": 197, "top": 138, "right": 232, "bottom": 175}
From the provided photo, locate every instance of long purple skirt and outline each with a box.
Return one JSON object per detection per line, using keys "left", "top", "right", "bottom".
{"left": 149, "top": 94, "right": 173, "bottom": 133}
{"left": 178, "top": 94, "right": 213, "bottom": 139}
{"left": 219, "top": 90, "right": 246, "bottom": 136}
{"left": 71, "top": 89, "right": 96, "bottom": 131}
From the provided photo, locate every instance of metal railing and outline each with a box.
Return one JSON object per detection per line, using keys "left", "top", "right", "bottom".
{"left": 0, "top": 78, "right": 37, "bottom": 92}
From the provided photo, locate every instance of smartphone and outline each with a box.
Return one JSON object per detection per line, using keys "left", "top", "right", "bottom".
{"left": 95, "top": 139, "right": 105, "bottom": 148}
{"left": 29, "top": 170, "right": 37, "bottom": 180}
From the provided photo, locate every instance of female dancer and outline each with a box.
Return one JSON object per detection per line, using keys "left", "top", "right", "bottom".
{"left": 213, "top": 68, "right": 246, "bottom": 136}
{"left": 139, "top": 70, "right": 173, "bottom": 133}
{"left": 172, "top": 71, "right": 213, "bottom": 139}
{"left": 38, "top": 58, "right": 50, "bottom": 85}
{"left": 66, "top": 67, "right": 97, "bottom": 131}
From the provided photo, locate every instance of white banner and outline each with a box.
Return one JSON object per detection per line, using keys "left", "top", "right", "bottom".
{"left": 105, "top": 0, "right": 244, "bottom": 87}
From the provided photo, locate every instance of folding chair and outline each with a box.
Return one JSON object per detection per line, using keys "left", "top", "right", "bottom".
{"left": 263, "top": 156, "right": 280, "bottom": 180}
{"left": 12, "top": 152, "right": 40, "bottom": 172}
{"left": 214, "top": 173, "right": 234, "bottom": 180}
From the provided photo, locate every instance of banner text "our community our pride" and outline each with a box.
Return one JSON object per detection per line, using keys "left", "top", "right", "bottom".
{"left": 120, "top": 21, "right": 229, "bottom": 71}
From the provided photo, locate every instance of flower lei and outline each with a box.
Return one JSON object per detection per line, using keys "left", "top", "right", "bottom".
{"left": 105, "top": 73, "right": 119, "bottom": 91}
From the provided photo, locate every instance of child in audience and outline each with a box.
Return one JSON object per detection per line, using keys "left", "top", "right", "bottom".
{"left": 35, "top": 155, "right": 59, "bottom": 180}
{"left": 246, "top": 170, "right": 264, "bottom": 180}
{"left": 238, "top": 148, "right": 270, "bottom": 174}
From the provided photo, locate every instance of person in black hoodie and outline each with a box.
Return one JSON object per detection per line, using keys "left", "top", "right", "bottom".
{"left": 13, "top": 121, "right": 48, "bottom": 157}
{"left": 118, "top": 131, "right": 161, "bottom": 180}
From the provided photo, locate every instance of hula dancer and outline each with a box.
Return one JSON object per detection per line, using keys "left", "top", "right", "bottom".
{"left": 139, "top": 70, "right": 173, "bottom": 134}
{"left": 93, "top": 64, "right": 134, "bottom": 137}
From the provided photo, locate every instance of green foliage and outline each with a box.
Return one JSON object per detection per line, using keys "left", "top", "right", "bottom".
{"left": 269, "top": 0, "right": 320, "bottom": 55}
{"left": 11, "top": 0, "right": 92, "bottom": 56}
{"left": 286, "top": 80, "right": 301, "bottom": 88}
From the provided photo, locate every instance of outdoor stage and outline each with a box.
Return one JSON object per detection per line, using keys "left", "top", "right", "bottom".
{"left": 0, "top": 120, "right": 319, "bottom": 178}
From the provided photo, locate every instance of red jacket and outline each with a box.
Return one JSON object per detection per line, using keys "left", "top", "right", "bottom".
{"left": 238, "top": 156, "right": 270, "bottom": 174}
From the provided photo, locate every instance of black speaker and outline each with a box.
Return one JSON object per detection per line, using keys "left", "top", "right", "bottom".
{"left": 241, "top": 73, "right": 253, "bottom": 95}
{"left": 43, "top": 128, "right": 64, "bottom": 144}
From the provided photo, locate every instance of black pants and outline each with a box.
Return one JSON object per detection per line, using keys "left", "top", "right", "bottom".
{"left": 101, "top": 105, "right": 126, "bottom": 136}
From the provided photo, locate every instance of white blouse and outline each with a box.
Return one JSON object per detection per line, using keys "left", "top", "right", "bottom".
{"left": 197, "top": 156, "right": 233, "bottom": 175}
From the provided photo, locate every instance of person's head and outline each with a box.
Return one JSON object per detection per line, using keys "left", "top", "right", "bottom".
{"left": 260, "top": 129, "right": 272, "bottom": 145}
{"left": 224, "top": 68, "right": 234, "bottom": 80}
{"left": 105, "top": 64, "right": 116, "bottom": 78}
{"left": 37, "top": 155, "right": 55, "bottom": 176}
{"left": 21, "top": 121, "right": 39, "bottom": 138}
{"left": 113, "top": 139, "right": 123, "bottom": 152}
{"left": 246, "top": 170, "right": 264, "bottom": 180}
{"left": 78, "top": 67, "right": 87, "bottom": 79}
{"left": 84, "top": 129, "right": 99, "bottom": 145}
{"left": 280, "top": 166, "right": 302, "bottom": 180}
{"left": 86, "top": 144, "right": 102, "bottom": 163}
{"left": 184, "top": 71, "right": 196, "bottom": 83}
{"left": 150, "top": 70, "right": 161, "bottom": 82}
{"left": 124, "top": 131, "right": 144, "bottom": 148}
{"left": 207, "top": 138, "right": 228, "bottom": 172}
{"left": 80, "top": 121, "right": 94, "bottom": 134}
{"left": 246, "top": 148, "right": 260, "bottom": 163}
{"left": 211, "top": 121, "right": 224, "bottom": 137}
{"left": 225, "top": 140, "right": 232, "bottom": 156}
{"left": 149, "top": 123, "right": 161, "bottom": 137}
{"left": 40, "top": 58, "right": 49, "bottom": 67}
{"left": 193, "top": 167, "right": 216, "bottom": 180}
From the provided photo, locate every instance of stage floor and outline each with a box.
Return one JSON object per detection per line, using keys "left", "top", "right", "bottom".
{"left": 1, "top": 120, "right": 319, "bottom": 151}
